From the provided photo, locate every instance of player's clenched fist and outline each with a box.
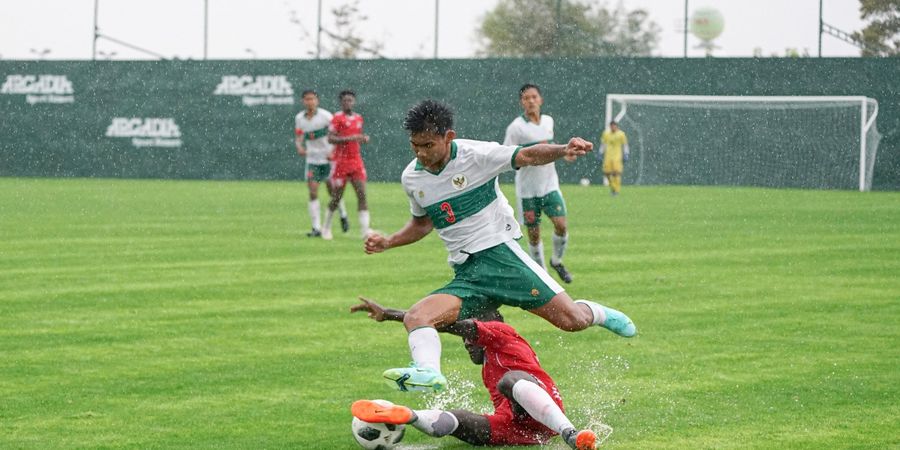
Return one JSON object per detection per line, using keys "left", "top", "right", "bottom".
{"left": 364, "top": 231, "right": 390, "bottom": 254}
{"left": 565, "top": 137, "right": 593, "bottom": 158}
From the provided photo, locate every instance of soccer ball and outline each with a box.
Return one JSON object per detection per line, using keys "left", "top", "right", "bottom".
{"left": 351, "top": 400, "right": 405, "bottom": 449}
{"left": 579, "top": 177, "right": 591, "bottom": 187}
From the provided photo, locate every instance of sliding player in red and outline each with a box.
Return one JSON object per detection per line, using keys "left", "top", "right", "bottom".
{"left": 350, "top": 298, "right": 600, "bottom": 450}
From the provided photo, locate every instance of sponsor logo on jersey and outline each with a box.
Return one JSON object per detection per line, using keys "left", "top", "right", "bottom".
{"left": 213, "top": 75, "right": 294, "bottom": 106}
{"left": 1, "top": 74, "right": 75, "bottom": 105}
{"left": 105, "top": 117, "right": 183, "bottom": 148}
{"left": 451, "top": 174, "right": 468, "bottom": 190}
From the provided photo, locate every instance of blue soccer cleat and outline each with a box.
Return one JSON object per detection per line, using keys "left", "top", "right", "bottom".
{"left": 382, "top": 364, "right": 447, "bottom": 392}
{"left": 600, "top": 305, "right": 637, "bottom": 338}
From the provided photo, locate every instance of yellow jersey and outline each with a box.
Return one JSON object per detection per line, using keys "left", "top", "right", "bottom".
{"left": 600, "top": 129, "right": 628, "bottom": 161}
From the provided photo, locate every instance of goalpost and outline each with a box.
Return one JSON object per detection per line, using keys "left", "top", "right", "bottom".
{"left": 604, "top": 94, "right": 881, "bottom": 191}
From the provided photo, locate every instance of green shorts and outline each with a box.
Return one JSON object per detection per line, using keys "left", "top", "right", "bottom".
{"left": 431, "top": 241, "right": 565, "bottom": 320}
{"left": 519, "top": 190, "right": 566, "bottom": 228}
{"left": 305, "top": 163, "right": 331, "bottom": 182}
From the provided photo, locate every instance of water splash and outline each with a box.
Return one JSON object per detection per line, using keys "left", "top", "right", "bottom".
{"left": 551, "top": 341, "right": 632, "bottom": 445}
{"left": 423, "top": 372, "right": 484, "bottom": 413}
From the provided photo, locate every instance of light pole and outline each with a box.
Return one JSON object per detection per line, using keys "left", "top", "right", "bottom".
{"left": 316, "top": 0, "right": 322, "bottom": 59}
{"left": 434, "top": 0, "right": 439, "bottom": 59}
{"left": 93, "top": 0, "right": 99, "bottom": 60}
{"left": 204, "top": 0, "right": 209, "bottom": 59}
{"left": 684, "top": 0, "right": 689, "bottom": 57}
{"left": 818, "top": 0, "right": 823, "bottom": 57}
{"left": 30, "top": 48, "right": 51, "bottom": 60}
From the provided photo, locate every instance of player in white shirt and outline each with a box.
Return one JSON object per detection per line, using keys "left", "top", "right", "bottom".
{"left": 364, "top": 100, "right": 636, "bottom": 392}
{"left": 294, "top": 90, "right": 347, "bottom": 237}
{"left": 503, "top": 84, "right": 572, "bottom": 283}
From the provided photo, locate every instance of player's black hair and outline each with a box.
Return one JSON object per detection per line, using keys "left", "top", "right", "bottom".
{"left": 301, "top": 89, "right": 318, "bottom": 97}
{"left": 609, "top": 120, "right": 618, "bottom": 126}
{"left": 519, "top": 83, "right": 541, "bottom": 97}
{"left": 339, "top": 90, "right": 356, "bottom": 99}
{"left": 403, "top": 99, "right": 454, "bottom": 135}
{"left": 475, "top": 309, "right": 504, "bottom": 323}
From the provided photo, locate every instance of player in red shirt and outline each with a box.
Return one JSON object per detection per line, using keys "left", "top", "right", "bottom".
{"left": 350, "top": 298, "right": 600, "bottom": 450}
{"left": 322, "top": 90, "right": 371, "bottom": 240}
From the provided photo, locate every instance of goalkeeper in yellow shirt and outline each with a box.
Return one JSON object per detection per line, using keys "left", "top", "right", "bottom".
{"left": 599, "top": 121, "right": 629, "bottom": 196}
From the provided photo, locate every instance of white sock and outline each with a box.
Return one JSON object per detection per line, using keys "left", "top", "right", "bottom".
{"left": 339, "top": 200, "right": 348, "bottom": 218}
{"left": 529, "top": 241, "right": 546, "bottom": 268}
{"left": 551, "top": 233, "right": 568, "bottom": 266}
{"left": 511, "top": 379, "right": 575, "bottom": 435}
{"left": 408, "top": 327, "right": 441, "bottom": 373}
{"left": 308, "top": 199, "right": 321, "bottom": 231}
{"left": 410, "top": 409, "right": 458, "bottom": 437}
{"left": 358, "top": 209, "right": 370, "bottom": 237}
{"left": 574, "top": 299, "right": 607, "bottom": 326}
{"left": 323, "top": 208, "right": 335, "bottom": 233}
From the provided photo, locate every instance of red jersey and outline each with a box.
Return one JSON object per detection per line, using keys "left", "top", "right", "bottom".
{"left": 474, "top": 321, "right": 564, "bottom": 415}
{"left": 329, "top": 111, "right": 364, "bottom": 163}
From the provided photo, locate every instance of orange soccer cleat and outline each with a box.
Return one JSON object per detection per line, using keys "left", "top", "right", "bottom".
{"left": 351, "top": 400, "right": 414, "bottom": 425}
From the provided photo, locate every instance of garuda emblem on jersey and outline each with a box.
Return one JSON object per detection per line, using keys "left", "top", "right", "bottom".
{"left": 451, "top": 174, "right": 467, "bottom": 190}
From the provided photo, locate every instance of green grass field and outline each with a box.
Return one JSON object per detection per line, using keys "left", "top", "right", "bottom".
{"left": 2, "top": 177, "right": 899, "bottom": 449}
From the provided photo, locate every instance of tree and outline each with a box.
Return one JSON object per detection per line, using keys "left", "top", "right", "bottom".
{"left": 322, "top": 0, "right": 384, "bottom": 59}
{"left": 476, "top": 0, "right": 660, "bottom": 57}
{"left": 853, "top": 0, "right": 900, "bottom": 56}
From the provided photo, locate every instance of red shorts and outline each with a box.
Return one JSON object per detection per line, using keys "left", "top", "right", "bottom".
{"left": 485, "top": 409, "right": 556, "bottom": 446}
{"left": 330, "top": 159, "right": 367, "bottom": 186}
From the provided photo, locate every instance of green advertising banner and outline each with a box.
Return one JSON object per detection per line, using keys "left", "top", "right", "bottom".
{"left": 1, "top": 58, "right": 898, "bottom": 189}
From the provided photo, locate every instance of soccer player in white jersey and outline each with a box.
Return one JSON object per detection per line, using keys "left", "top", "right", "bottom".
{"left": 294, "top": 89, "right": 347, "bottom": 237}
{"left": 503, "top": 84, "right": 572, "bottom": 283}
{"left": 364, "top": 100, "right": 636, "bottom": 392}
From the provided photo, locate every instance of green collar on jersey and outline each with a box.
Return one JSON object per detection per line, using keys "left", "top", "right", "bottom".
{"left": 304, "top": 108, "right": 318, "bottom": 119}
{"left": 415, "top": 141, "right": 457, "bottom": 175}
{"left": 521, "top": 113, "right": 541, "bottom": 124}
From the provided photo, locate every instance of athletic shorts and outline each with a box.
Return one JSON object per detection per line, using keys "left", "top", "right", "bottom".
{"left": 485, "top": 409, "right": 556, "bottom": 446}
{"left": 331, "top": 159, "right": 367, "bottom": 185}
{"left": 603, "top": 156, "right": 623, "bottom": 174}
{"left": 431, "top": 241, "right": 564, "bottom": 320}
{"left": 305, "top": 163, "right": 331, "bottom": 182}
{"left": 518, "top": 190, "right": 567, "bottom": 228}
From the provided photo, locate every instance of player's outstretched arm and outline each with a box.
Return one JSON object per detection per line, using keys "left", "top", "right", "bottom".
{"left": 350, "top": 297, "right": 477, "bottom": 340}
{"left": 350, "top": 297, "right": 406, "bottom": 322}
{"left": 514, "top": 137, "right": 593, "bottom": 168}
{"left": 364, "top": 215, "right": 433, "bottom": 254}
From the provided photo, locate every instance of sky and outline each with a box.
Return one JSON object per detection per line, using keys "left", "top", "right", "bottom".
{"left": 1, "top": 0, "right": 867, "bottom": 60}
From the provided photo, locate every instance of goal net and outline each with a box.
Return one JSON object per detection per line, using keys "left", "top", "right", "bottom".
{"left": 604, "top": 95, "right": 881, "bottom": 191}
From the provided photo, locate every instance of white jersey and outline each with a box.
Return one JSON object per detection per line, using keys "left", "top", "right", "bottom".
{"left": 503, "top": 114, "right": 560, "bottom": 198}
{"left": 295, "top": 108, "right": 334, "bottom": 165}
{"left": 402, "top": 139, "right": 523, "bottom": 265}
